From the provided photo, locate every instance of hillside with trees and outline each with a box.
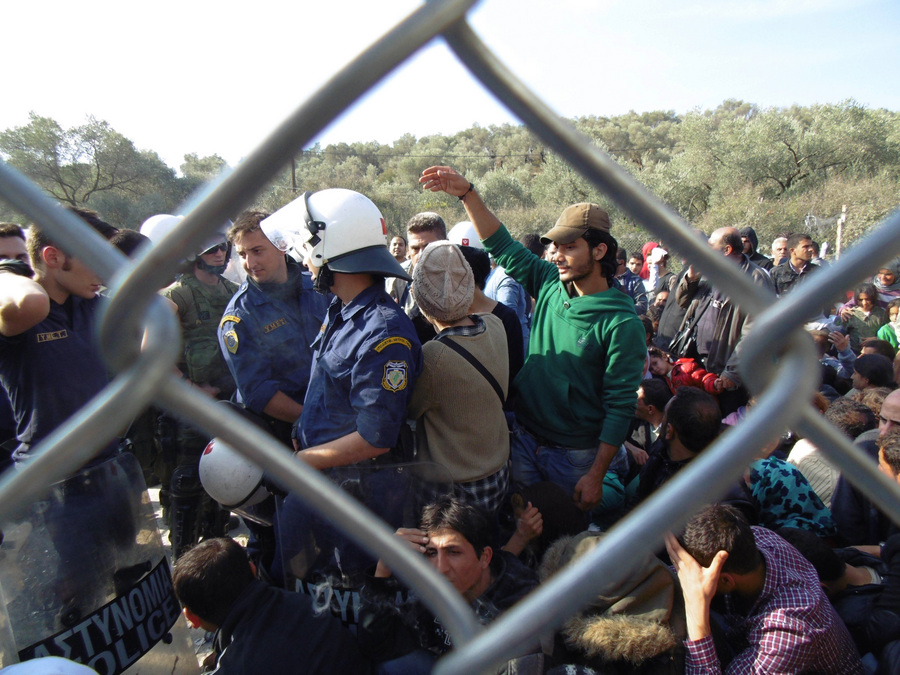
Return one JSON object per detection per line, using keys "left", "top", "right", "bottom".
{"left": 1, "top": 100, "right": 897, "bottom": 258}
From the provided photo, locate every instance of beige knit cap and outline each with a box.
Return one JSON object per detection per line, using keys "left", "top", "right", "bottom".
{"left": 411, "top": 241, "right": 475, "bottom": 323}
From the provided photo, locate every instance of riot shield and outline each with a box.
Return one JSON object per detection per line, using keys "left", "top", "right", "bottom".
{"left": 277, "top": 461, "right": 454, "bottom": 625}
{"left": 0, "top": 453, "right": 198, "bottom": 674}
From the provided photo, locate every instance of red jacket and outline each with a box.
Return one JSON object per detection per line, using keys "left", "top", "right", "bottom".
{"left": 668, "top": 358, "right": 718, "bottom": 395}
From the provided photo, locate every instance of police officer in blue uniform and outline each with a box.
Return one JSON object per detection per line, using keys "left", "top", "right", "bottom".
{"left": 218, "top": 210, "right": 329, "bottom": 445}
{"left": 0, "top": 212, "right": 119, "bottom": 467}
{"left": 214, "top": 210, "right": 329, "bottom": 574}
{"left": 0, "top": 210, "right": 142, "bottom": 636}
{"left": 259, "top": 188, "right": 422, "bottom": 587}
{"left": 289, "top": 189, "right": 421, "bottom": 467}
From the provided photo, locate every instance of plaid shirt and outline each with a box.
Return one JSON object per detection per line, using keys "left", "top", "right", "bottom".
{"left": 418, "top": 463, "right": 510, "bottom": 514}
{"left": 685, "top": 527, "right": 862, "bottom": 675}
{"left": 457, "top": 463, "right": 510, "bottom": 514}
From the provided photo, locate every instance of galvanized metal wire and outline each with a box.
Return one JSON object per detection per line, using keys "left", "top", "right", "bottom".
{"left": 1, "top": 2, "right": 900, "bottom": 673}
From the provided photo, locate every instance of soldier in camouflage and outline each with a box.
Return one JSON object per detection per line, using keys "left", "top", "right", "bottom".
{"left": 165, "top": 232, "right": 238, "bottom": 558}
{"left": 141, "top": 214, "right": 239, "bottom": 558}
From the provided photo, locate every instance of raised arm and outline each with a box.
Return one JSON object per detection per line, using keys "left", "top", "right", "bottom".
{"left": 420, "top": 166, "right": 502, "bottom": 242}
{"left": 0, "top": 271, "right": 50, "bottom": 337}
{"left": 666, "top": 533, "right": 729, "bottom": 675}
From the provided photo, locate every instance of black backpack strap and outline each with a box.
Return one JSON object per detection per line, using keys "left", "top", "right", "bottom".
{"left": 680, "top": 292, "right": 714, "bottom": 334}
{"left": 399, "top": 281, "right": 411, "bottom": 308}
{"left": 434, "top": 334, "right": 506, "bottom": 405}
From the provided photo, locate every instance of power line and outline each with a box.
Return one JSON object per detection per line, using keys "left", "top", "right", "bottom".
{"left": 294, "top": 144, "right": 685, "bottom": 160}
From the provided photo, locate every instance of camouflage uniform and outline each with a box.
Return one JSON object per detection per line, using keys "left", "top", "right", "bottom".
{"left": 160, "top": 272, "right": 239, "bottom": 558}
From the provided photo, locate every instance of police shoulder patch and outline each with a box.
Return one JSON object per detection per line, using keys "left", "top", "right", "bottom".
{"left": 224, "top": 329, "right": 239, "bottom": 354}
{"left": 374, "top": 336, "right": 412, "bottom": 353}
{"left": 220, "top": 314, "right": 242, "bottom": 328}
{"left": 382, "top": 360, "right": 408, "bottom": 392}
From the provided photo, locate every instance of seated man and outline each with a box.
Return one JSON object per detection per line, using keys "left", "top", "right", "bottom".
{"left": 868, "top": 429, "right": 900, "bottom": 671}
{"left": 621, "top": 378, "right": 672, "bottom": 488}
{"left": 776, "top": 526, "right": 892, "bottom": 661}
{"left": 787, "top": 398, "right": 877, "bottom": 508}
{"left": 629, "top": 388, "right": 752, "bottom": 521}
{"left": 666, "top": 504, "right": 862, "bottom": 674}
{"left": 358, "top": 496, "right": 540, "bottom": 673}
{"left": 831, "top": 390, "right": 900, "bottom": 545}
{"left": 173, "top": 538, "right": 372, "bottom": 674}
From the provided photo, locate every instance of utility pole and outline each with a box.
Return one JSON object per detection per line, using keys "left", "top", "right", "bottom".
{"left": 836, "top": 204, "right": 847, "bottom": 259}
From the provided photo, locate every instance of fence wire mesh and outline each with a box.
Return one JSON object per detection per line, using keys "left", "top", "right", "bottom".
{"left": 2, "top": 1, "right": 900, "bottom": 672}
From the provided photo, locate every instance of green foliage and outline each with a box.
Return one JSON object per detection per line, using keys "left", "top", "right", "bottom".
{"left": 0, "top": 112, "right": 187, "bottom": 227}
{"left": 180, "top": 153, "right": 228, "bottom": 181}
{"left": 1, "top": 102, "right": 897, "bottom": 254}
{"left": 575, "top": 110, "right": 681, "bottom": 170}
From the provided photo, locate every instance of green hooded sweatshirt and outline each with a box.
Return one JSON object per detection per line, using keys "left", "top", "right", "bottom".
{"left": 484, "top": 226, "right": 646, "bottom": 449}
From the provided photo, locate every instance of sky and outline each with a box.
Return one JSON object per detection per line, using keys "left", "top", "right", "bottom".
{"left": 3, "top": 0, "right": 899, "bottom": 172}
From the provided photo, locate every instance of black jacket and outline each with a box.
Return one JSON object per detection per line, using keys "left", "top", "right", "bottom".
{"left": 628, "top": 439, "right": 756, "bottom": 523}
{"left": 213, "top": 580, "right": 373, "bottom": 674}
{"left": 358, "top": 551, "right": 539, "bottom": 664}
{"left": 675, "top": 254, "right": 773, "bottom": 386}
{"left": 771, "top": 260, "right": 820, "bottom": 297}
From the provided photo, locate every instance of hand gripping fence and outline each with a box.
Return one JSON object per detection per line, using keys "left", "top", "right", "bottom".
{"left": 1, "top": 1, "right": 900, "bottom": 671}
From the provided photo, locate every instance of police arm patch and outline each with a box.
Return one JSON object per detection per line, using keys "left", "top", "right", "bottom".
{"left": 382, "top": 360, "right": 408, "bottom": 392}
{"left": 374, "top": 336, "right": 412, "bottom": 353}
{"left": 224, "top": 329, "right": 239, "bottom": 354}
{"left": 220, "top": 314, "right": 242, "bottom": 329}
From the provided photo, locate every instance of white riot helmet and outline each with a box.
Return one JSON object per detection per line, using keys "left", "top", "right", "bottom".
{"left": 448, "top": 221, "right": 484, "bottom": 249}
{"left": 139, "top": 213, "right": 232, "bottom": 270}
{"left": 262, "top": 189, "right": 412, "bottom": 283}
{"left": 199, "top": 438, "right": 269, "bottom": 510}
{"left": 259, "top": 213, "right": 295, "bottom": 254}
{"left": 139, "top": 214, "right": 184, "bottom": 244}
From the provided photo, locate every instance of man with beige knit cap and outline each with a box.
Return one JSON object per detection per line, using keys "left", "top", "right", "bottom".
{"left": 408, "top": 241, "right": 511, "bottom": 513}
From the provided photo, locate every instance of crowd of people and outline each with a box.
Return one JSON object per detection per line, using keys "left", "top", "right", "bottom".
{"left": 1, "top": 163, "right": 899, "bottom": 674}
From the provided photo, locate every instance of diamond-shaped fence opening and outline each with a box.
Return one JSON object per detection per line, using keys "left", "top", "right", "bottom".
{"left": 2, "top": 2, "right": 900, "bottom": 673}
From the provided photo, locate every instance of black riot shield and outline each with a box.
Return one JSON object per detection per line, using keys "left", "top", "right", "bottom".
{"left": 277, "top": 461, "right": 454, "bottom": 625}
{"left": 0, "top": 453, "right": 198, "bottom": 674}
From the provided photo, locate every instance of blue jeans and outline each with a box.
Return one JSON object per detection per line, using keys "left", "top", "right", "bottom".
{"left": 510, "top": 421, "right": 625, "bottom": 528}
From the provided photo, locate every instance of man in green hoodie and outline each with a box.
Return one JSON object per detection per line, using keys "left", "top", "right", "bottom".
{"left": 420, "top": 165, "right": 646, "bottom": 518}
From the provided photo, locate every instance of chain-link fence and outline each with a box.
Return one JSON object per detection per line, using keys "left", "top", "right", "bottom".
{"left": 2, "top": 1, "right": 900, "bottom": 673}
